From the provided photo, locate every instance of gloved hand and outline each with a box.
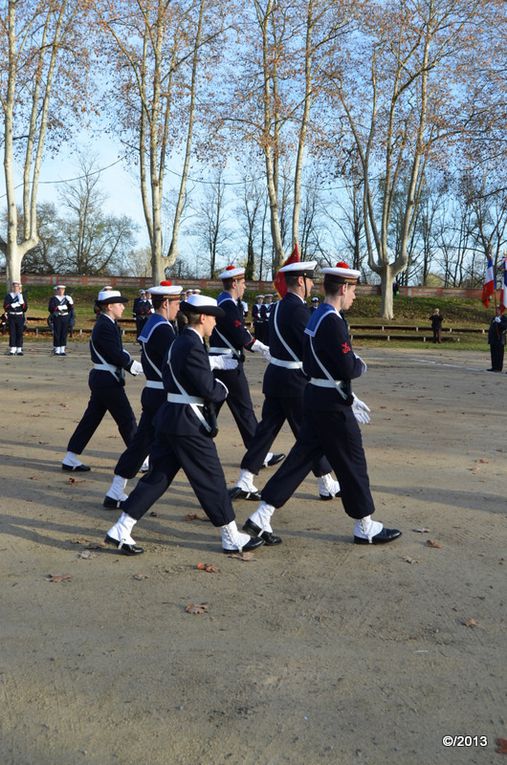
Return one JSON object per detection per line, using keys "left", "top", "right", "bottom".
{"left": 251, "top": 339, "right": 271, "bottom": 361}
{"left": 354, "top": 354, "right": 368, "bottom": 374}
{"left": 352, "top": 393, "right": 371, "bottom": 424}
{"left": 208, "top": 355, "right": 238, "bottom": 371}
{"left": 494, "top": 316, "right": 502, "bottom": 323}
{"left": 128, "top": 360, "right": 143, "bottom": 376}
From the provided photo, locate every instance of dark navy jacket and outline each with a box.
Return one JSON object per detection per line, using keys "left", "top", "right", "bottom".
{"left": 89, "top": 313, "right": 133, "bottom": 387}
{"left": 263, "top": 292, "right": 310, "bottom": 398}
{"left": 209, "top": 292, "right": 254, "bottom": 358}
{"left": 4, "top": 292, "right": 28, "bottom": 315}
{"left": 48, "top": 295, "right": 73, "bottom": 318}
{"left": 138, "top": 314, "right": 177, "bottom": 412}
{"left": 303, "top": 304, "right": 365, "bottom": 410}
{"left": 160, "top": 327, "right": 228, "bottom": 436}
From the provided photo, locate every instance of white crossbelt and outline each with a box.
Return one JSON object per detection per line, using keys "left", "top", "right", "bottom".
{"left": 145, "top": 380, "right": 164, "bottom": 389}
{"left": 208, "top": 347, "right": 234, "bottom": 356}
{"left": 270, "top": 357, "right": 303, "bottom": 370}
{"left": 167, "top": 392, "right": 205, "bottom": 405}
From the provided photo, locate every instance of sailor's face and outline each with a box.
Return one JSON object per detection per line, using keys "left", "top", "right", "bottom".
{"left": 109, "top": 302, "right": 125, "bottom": 320}
{"left": 235, "top": 278, "right": 246, "bottom": 299}
{"left": 202, "top": 313, "right": 216, "bottom": 338}
{"left": 342, "top": 284, "right": 356, "bottom": 310}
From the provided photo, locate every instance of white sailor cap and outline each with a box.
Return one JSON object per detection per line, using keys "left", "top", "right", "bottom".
{"left": 218, "top": 264, "right": 245, "bottom": 280}
{"left": 148, "top": 281, "right": 183, "bottom": 298}
{"left": 192, "top": 288, "right": 201, "bottom": 294}
{"left": 97, "top": 289, "right": 128, "bottom": 304}
{"left": 256, "top": 294, "right": 264, "bottom": 299}
{"left": 311, "top": 296, "right": 319, "bottom": 302}
{"left": 278, "top": 260, "right": 317, "bottom": 275}
{"left": 54, "top": 284, "right": 66, "bottom": 290}
{"left": 180, "top": 294, "right": 225, "bottom": 318}
{"left": 321, "top": 261, "right": 361, "bottom": 283}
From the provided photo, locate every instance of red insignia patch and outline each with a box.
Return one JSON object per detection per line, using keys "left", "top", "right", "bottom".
{"left": 234, "top": 320, "right": 242, "bottom": 328}
{"left": 341, "top": 342, "right": 351, "bottom": 354}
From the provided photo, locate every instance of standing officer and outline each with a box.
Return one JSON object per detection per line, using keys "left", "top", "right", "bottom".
{"left": 61, "top": 289, "right": 143, "bottom": 472}
{"left": 252, "top": 295, "right": 264, "bottom": 339}
{"left": 208, "top": 264, "right": 284, "bottom": 466}
{"left": 133, "top": 289, "right": 152, "bottom": 338}
{"left": 229, "top": 260, "right": 340, "bottom": 504}
{"left": 259, "top": 293, "right": 273, "bottom": 343}
{"left": 48, "top": 284, "right": 74, "bottom": 356}
{"left": 4, "top": 281, "right": 27, "bottom": 355}
{"left": 102, "top": 282, "right": 183, "bottom": 508}
{"left": 243, "top": 262, "right": 402, "bottom": 546}
{"left": 487, "top": 306, "right": 507, "bottom": 371}
{"left": 104, "top": 294, "right": 264, "bottom": 556}
{"left": 310, "top": 296, "right": 320, "bottom": 312}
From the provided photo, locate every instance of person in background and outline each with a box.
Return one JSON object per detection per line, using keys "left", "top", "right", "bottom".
{"left": 430, "top": 308, "right": 443, "bottom": 344}
{"left": 310, "top": 296, "right": 320, "bottom": 312}
{"left": 259, "top": 293, "right": 273, "bottom": 343}
{"left": 487, "top": 306, "right": 507, "bottom": 372}
{"left": 61, "top": 289, "right": 143, "bottom": 472}
{"left": 48, "top": 284, "right": 74, "bottom": 356}
{"left": 133, "top": 289, "right": 152, "bottom": 338}
{"left": 4, "top": 281, "right": 27, "bottom": 355}
{"left": 252, "top": 295, "right": 264, "bottom": 339}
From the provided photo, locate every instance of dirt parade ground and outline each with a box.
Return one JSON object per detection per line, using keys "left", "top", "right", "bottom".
{"left": 1, "top": 340, "right": 505, "bottom": 765}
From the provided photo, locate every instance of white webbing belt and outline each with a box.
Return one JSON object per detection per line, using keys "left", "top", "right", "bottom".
{"left": 94, "top": 362, "right": 118, "bottom": 374}
{"left": 310, "top": 377, "right": 346, "bottom": 393}
{"left": 208, "top": 347, "right": 234, "bottom": 356}
{"left": 145, "top": 380, "right": 164, "bottom": 389}
{"left": 270, "top": 357, "right": 303, "bottom": 369}
{"left": 167, "top": 392, "right": 205, "bottom": 405}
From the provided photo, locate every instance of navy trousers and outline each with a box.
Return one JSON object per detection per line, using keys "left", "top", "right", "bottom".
{"left": 8, "top": 315, "right": 24, "bottom": 347}
{"left": 213, "top": 364, "right": 258, "bottom": 449}
{"left": 261, "top": 407, "right": 375, "bottom": 520}
{"left": 67, "top": 380, "right": 137, "bottom": 454}
{"left": 52, "top": 316, "right": 70, "bottom": 347}
{"left": 114, "top": 390, "right": 164, "bottom": 478}
{"left": 122, "top": 432, "right": 235, "bottom": 527}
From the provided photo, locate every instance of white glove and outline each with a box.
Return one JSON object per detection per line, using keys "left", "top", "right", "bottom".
{"left": 352, "top": 393, "right": 371, "bottom": 424}
{"left": 251, "top": 339, "right": 271, "bottom": 361}
{"left": 209, "top": 355, "right": 238, "bottom": 371}
{"left": 354, "top": 354, "right": 367, "bottom": 374}
{"left": 494, "top": 316, "right": 502, "bottom": 323}
{"left": 129, "top": 360, "right": 143, "bottom": 376}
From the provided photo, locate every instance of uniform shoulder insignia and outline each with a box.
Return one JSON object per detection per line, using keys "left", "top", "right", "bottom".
{"left": 341, "top": 341, "right": 351, "bottom": 354}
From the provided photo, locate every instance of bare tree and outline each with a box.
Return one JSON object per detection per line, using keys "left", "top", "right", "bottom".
{"left": 0, "top": 0, "right": 88, "bottom": 286}
{"left": 188, "top": 169, "right": 232, "bottom": 278}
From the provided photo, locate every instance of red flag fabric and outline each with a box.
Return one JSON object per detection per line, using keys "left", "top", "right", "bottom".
{"left": 273, "top": 243, "right": 301, "bottom": 298}
{"left": 481, "top": 256, "right": 495, "bottom": 307}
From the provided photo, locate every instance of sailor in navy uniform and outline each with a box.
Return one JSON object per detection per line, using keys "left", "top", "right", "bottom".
{"left": 4, "top": 281, "right": 27, "bottom": 355}
{"left": 259, "top": 293, "right": 273, "bottom": 343}
{"left": 48, "top": 284, "right": 74, "bottom": 355}
{"left": 229, "top": 261, "right": 340, "bottom": 508}
{"left": 252, "top": 295, "right": 264, "bottom": 339}
{"left": 310, "top": 296, "right": 320, "bottom": 312}
{"left": 102, "top": 282, "right": 183, "bottom": 508}
{"left": 208, "top": 264, "right": 284, "bottom": 467}
{"left": 61, "top": 289, "right": 143, "bottom": 472}
{"left": 244, "top": 262, "right": 402, "bottom": 546}
{"left": 104, "top": 294, "right": 264, "bottom": 556}
{"left": 133, "top": 290, "right": 152, "bottom": 338}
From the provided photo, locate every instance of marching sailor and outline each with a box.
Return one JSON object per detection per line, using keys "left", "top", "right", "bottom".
{"left": 103, "top": 281, "right": 183, "bottom": 508}
{"left": 104, "top": 294, "right": 264, "bottom": 556}
{"left": 61, "top": 289, "right": 143, "bottom": 472}
{"left": 230, "top": 260, "right": 340, "bottom": 505}
{"left": 4, "top": 281, "right": 27, "bottom": 355}
{"left": 243, "top": 262, "right": 402, "bottom": 546}
{"left": 48, "top": 284, "right": 74, "bottom": 356}
{"left": 208, "top": 264, "right": 284, "bottom": 467}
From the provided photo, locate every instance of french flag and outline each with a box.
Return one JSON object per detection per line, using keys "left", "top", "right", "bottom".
{"left": 500, "top": 255, "right": 507, "bottom": 314}
{"left": 481, "top": 256, "right": 495, "bottom": 307}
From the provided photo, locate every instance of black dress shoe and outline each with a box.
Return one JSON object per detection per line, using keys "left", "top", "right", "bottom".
{"left": 62, "top": 463, "right": 91, "bottom": 472}
{"left": 222, "top": 536, "right": 264, "bottom": 554}
{"left": 242, "top": 518, "right": 282, "bottom": 545}
{"left": 354, "top": 527, "right": 402, "bottom": 545}
{"left": 103, "top": 495, "right": 125, "bottom": 509}
{"left": 262, "top": 453, "right": 286, "bottom": 469}
{"left": 320, "top": 491, "right": 342, "bottom": 501}
{"left": 229, "top": 486, "right": 262, "bottom": 501}
{"left": 104, "top": 534, "right": 144, "bottom": 555}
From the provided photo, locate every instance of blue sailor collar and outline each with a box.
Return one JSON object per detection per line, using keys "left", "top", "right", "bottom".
{"left": 305, "top": 303, "right": 341, "bottom": 337}
{"left": 138, "top": 314, "right": 170, "bottom": 342}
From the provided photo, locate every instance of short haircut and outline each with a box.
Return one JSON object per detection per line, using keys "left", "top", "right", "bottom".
{"left": 152, "top": 295, "right": 167, "bottom": 310}
{"left": 185, "top": 312, "right": 202, "bottom": 326}
{"left": 324, "top": 275, "right": 347, "bottom": 296}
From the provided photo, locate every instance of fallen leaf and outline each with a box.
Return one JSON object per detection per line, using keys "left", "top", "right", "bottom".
{"left": 185, "top": 602, "right": 208, "bottom": 614}
{"left": 227, "top": 551, "right": 256, "bottom": 561}
{"left": 478, "top": 458, "right": 488, "bottom": 464}
{"left": 403, "top": 557, "right": 418, "bottom": 564}
{"left": 184, "top": 513, "right": 209, "bottom": 522}
{"left": 28, "top": 476, "right": 39, "bottom": 481}
{"left": 66, "top": 477, "right": 85, "bottom": 485}
{"left": 496, "top": 738, "right": 507, "bottom": 754}
{"left": 77, "top": 550, "right": 96, "bottom": 560}
{"left": 196, "top": 562, "right": 220, "bottom": 573}
{"left": 132, "top": 574, "right": 148, "bottom": 580}
{"left": 149, "top": 511, "right": 158, "bottom": 517}
{"left": 46, "top": 574, "right": 72, "bottom": 583}
{"left": 69, "top": 538, "right": 89, "bottom": 545}
{"left": 426, "top": 539, "right": 443, "bottom": 549}
{"left": 412, "top": 527, "right": 430, "bottom": 533}
{"left": 461, "top": 617, "right": 479, "bottom": 628}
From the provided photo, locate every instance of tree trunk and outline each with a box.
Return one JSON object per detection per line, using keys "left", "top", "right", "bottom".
{"left": 379, "top": 263, "right": 394, "bottom": 320}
